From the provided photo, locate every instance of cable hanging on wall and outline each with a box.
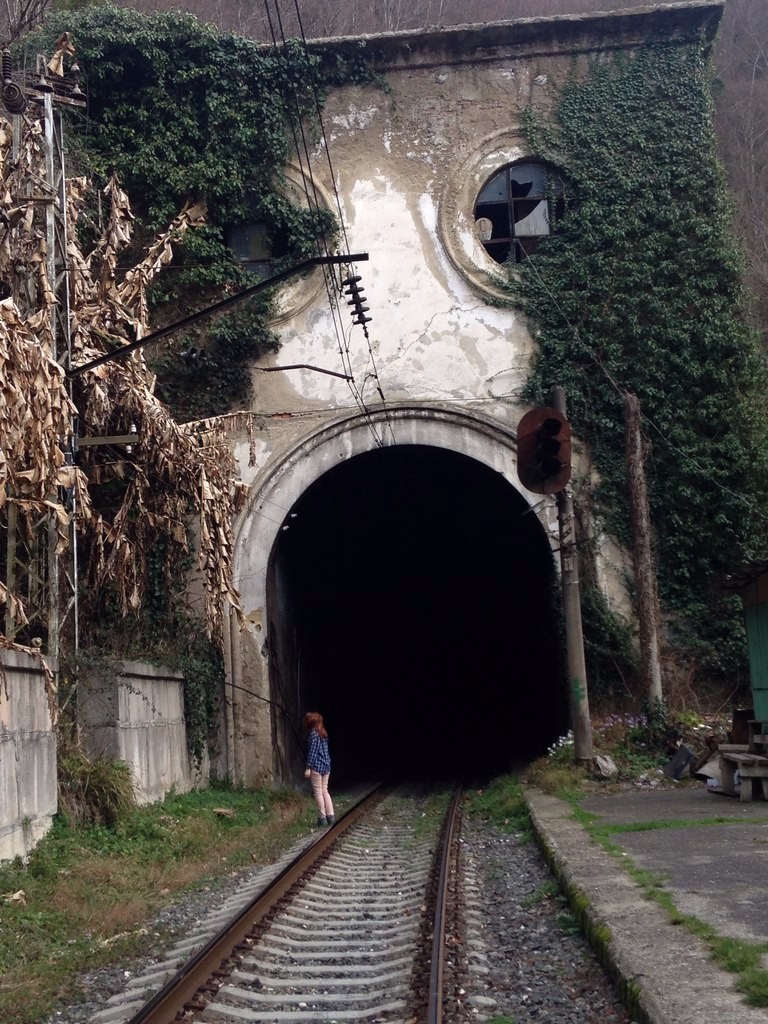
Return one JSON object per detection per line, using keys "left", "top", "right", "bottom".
{"left": 262, "top": 0, "right": 396, "bottom": 447}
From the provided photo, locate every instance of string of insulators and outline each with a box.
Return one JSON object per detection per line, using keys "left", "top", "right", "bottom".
{"left": 341, "top": 274, "right": 372, "bottom": 332}
{"left": 1, "top": 50, "right": 26, "bottom": 114}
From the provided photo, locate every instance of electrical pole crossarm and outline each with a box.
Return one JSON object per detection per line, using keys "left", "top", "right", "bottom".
{"left": 66, "top": 252, "right": 370, "bottom": 379}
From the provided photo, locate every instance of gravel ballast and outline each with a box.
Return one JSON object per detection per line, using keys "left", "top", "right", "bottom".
{"left": 42, "top": 814, "right": 636, "bottom": 1024}
{"left": 456, "top": 820, "right": 636, "bottom": 1023}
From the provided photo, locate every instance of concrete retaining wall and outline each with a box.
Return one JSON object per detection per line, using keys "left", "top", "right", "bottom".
{"left": 79, "top": 660, "right": 208, "bottom": 805}
{"left": 0, "top": 648, "right": 57, "bottom": 861}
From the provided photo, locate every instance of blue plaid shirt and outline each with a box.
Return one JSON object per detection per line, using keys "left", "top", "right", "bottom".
{"left": 306, "top": 729, "right": 331, "bottom": 774}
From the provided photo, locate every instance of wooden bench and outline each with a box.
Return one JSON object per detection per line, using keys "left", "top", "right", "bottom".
{"left": 719, "top": 750, "right": 768, "bottom": 801}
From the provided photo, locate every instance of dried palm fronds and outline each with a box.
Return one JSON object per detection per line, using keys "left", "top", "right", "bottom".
{"left": 0, "top": 63, "right": 249, "bottom": 651}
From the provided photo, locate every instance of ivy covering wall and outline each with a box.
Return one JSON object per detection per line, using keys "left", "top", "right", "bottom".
{"left": 511, "top": 39, "right": 768, "bottom": 677}
{"left": 18, "top": 6, "right": 377, "bottom": 756}
{"left": 25, "top": 10, "right": 765, "bottom": 690}
{"left": 24, "top": 5, "right": 374, "bottom": 420}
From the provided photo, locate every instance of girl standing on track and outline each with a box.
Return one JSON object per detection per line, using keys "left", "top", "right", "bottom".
{"left": 303, "top": 711, "right": 335, "bottom": 827}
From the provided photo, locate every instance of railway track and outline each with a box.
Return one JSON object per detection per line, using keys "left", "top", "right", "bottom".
{"left": 124, "top": 784, "right": 465, "bottom": 1024}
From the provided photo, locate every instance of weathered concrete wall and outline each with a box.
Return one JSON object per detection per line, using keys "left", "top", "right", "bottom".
{"left": 245, "top": 6, "right": 720, "bottom": 427}
{"left": 78, "top": 660, "right": 207, "bottom": 805}
{"left": 0, "top": 648, "right": 57, "bottom": 861}
{"left": 219, "top": 5, "right": 721, "bottom": 785}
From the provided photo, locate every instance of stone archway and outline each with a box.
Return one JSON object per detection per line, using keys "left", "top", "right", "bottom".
{"left": 225, "top": 404, "right": 562, "bottom": 786}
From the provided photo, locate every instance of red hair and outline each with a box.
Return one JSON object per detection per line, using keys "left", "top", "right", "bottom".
{"left": 303, "top": 711, "right": 327, "bottom": 739}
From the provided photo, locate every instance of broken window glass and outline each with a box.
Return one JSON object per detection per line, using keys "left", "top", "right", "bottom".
{"left": 474, "top": 161, "right": 563, "bottom": 264}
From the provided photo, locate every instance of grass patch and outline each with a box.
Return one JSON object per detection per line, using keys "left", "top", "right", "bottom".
{"left": 385, "top": 790, "right": 452, "bottom": 843}
{"left": 57, "top": 747, "right": 136, "bottom": 827}
{"left": 465, "top": 774, "right": 531, "bottom": 835}
{"left": 520, "top": 879, "right": 559, "bottom": 909}
{"left": 712, "top": 936, "right": 766, "bottom": 973}
{"left": 524, "top": 759, "right": 592, "bottom": 796}
{"left": 557, "top": 909, "right": 582, "bottom": 936}
{"left": 736, "top": 966, "right": 768, "bottom": 1006}
{"left": 0, "top": 781, "right": 315, "bottom": 1024}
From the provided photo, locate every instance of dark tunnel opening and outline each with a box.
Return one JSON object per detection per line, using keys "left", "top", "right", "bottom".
{"left": 268, "top": 444, "right": 570, "bottom": 785}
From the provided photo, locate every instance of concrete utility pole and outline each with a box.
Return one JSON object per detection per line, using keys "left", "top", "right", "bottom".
{"left": 551, "top": 386, "right": 593, "bottom": 763}
{"left": 623, "top": 391, "right": 664, "bottom": 705}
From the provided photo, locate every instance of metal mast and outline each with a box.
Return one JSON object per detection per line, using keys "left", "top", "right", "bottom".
{"left": 1, "top": 48, "right": 85, "bottom": 660}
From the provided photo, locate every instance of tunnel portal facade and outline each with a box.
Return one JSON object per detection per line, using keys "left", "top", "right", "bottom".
{"left": 226, "top": 405, "right": 567, "bottom": 786}
{"left": 214, "top": 6, "right": 717, "bottom": 784}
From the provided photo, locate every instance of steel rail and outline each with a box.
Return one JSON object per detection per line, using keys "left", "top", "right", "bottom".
{"left": 427, "top": 784, "right": 464, "bottom": 1024}
{"left": 124, "top": 784, "right": 387, "bottom": 1024}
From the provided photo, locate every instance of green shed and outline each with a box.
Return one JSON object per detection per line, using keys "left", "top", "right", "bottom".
{"left": 731, "top": 564, "right": 768, "bottom": 724}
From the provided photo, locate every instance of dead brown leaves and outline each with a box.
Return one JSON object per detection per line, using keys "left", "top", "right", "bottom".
{"left": 0, "top": 79, "right": 247, "bottom": 647}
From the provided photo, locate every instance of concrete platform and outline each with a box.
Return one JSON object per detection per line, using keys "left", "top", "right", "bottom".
{"left": 524, "top": 783, "right": 768, "bottom": 1024}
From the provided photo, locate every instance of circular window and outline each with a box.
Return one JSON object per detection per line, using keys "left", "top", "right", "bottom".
{"left": 226, "top": 164, "right": 332, "bottom": 324}
{"left": 438, "top": 130, "right": 564, "bottom": 301}
{"left": 475, "top": 161, "right": 564, "bottom": 265}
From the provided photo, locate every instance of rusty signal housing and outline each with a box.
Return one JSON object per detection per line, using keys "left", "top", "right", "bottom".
{"left": 516, "top": 406, "right": 572, "bottom": 495}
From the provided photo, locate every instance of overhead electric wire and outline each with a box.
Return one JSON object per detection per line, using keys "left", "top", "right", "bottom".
{"left": 288, "top": 1, "right": 352, "bottom": 266}
{"left": 268, "top": 0, "right": 385, "bottom": 440}
{"left": 263, "top": 2, "right": 363, "bottom": 388}
{"left": 288, "top": 0, "right": 397, "bottom": 445}
{"left": 264, "top": 0, "right": 396, "bottom": 447}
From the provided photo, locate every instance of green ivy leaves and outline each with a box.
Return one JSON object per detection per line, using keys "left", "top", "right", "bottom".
{"left": 22, "top": 7, "right": 373, "bottom": 421}
{"left": 511, "top": 40, "right": 768, "bottom": 677}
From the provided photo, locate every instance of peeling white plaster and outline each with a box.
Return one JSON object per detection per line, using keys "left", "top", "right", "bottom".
{"left": 331, "top": 105, "right": 379, "bottom": 131}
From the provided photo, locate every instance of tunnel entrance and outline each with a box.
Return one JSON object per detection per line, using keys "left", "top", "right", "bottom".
{"left": 267, "top": 443, "right": 568, "bottom": 785}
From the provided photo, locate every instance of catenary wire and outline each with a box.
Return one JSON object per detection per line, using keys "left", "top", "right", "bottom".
{"left": 288, "top": 0, "right": 397, "bottom": 445}
{"left": 284, "top": 0, "right": 396, "bottom": 445}
{"left": 263, "top": 0, "right": 386, "bottom": 447}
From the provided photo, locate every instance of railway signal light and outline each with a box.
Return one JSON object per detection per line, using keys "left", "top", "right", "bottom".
{"left": 516, "top": 406, "right": 571, "bottom": 494}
